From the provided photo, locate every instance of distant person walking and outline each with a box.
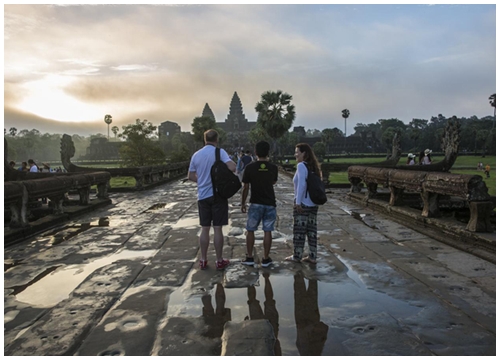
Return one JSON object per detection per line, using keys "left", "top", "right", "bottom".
{"left": 188, "top": 129, "right": 236, "bottom": 271}
{"left": 238, "top": 150, "right": 252, "bottom": 177}
{"left": 240, "top": 141, "right": 278, "bottom": 268}
{"left": 485, "top": 164, "right": 491, "bottom": 178}
{"left": 28, "top": 159, "right": 38, "bottom": 172}
{"left": 286, "top": 143, "right": 322, "bottom": 264}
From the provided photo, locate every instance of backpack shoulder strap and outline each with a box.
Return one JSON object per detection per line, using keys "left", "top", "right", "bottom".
{"left": 215, "top": 147, "right": 221, "bottom": 162}
{"left": 302, "top": 162, "right": 310, "bottom": 199}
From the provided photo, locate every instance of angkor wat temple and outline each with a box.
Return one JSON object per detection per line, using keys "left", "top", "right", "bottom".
{"left": 204, "top": 91, "right": 257, "bottom": 150}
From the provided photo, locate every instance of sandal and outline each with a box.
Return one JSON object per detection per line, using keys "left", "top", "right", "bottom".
{"left": 285, "top": 255, "right": 301, "bottom": 263}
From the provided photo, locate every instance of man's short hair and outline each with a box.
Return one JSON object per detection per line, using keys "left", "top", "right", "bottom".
{"left": 204, "top": 129, "right": 219, "bottom": 143}
{"left": 28, "top": 159, "right": 34, "bottom": 164}
{"left": 255, "top": 141, "right": 270, "bottom": 158}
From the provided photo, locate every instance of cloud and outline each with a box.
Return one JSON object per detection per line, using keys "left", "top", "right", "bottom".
{"left": 4, "top": 4, "right": 496, "bottom": 136}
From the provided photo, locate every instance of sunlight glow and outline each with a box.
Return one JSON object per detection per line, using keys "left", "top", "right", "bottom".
{"left": 16, "top": 74, "right": 104, "bottom": 122}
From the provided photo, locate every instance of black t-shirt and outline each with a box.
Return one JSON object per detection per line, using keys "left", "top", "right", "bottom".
{"left": 242, "top": 161, "right": 278, "bottom": 207}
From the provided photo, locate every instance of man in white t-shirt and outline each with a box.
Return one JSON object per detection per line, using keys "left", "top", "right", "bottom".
{"left": 188, "top": 129, "right": 236, "bottom": 271}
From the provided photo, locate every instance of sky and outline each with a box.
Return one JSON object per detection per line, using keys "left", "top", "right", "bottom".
{"left": 3, "top": 3, "right": 497, "bottom": 137}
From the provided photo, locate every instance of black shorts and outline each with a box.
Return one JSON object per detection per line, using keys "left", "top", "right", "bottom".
{"left": 198, "top": 196, "right": 229, "bottom": 227}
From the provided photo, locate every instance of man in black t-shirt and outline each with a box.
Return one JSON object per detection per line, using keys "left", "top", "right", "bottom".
{"left": 241, "top": 141, "right": 278, "bottom": 267}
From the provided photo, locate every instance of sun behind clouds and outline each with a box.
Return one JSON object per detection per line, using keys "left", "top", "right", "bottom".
{"left": 16, "top": 74, "right": 105, "bottom": 122}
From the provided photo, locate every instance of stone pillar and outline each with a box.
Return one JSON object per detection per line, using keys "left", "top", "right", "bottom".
{"left": 421, "top": 191, "right": 440, "bottom": 218}
{"left": 389, "top": 186, "right": 405, "bottom": 206}
{"left": 466, "top": 201, "right": 494, "bottom": 232}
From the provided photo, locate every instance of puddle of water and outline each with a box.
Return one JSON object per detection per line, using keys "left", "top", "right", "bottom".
{"left": 13, "top": 249, "right": 156, "bottom": 308}
{"left": 165, "top": 266, "right": 422, "bottom": 356}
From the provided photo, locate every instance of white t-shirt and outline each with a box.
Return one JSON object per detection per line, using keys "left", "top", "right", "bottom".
{"left": 29, "top": 165, "right": 38, "bottom": 172}
{"left": 189, "top": 145, "right": 232, "bottom": 200}
{"left": 293, "top": 162, "right": 315, "bottom": 207}
{"left": 422, "top": 156, "right": 431, "bottom": 165}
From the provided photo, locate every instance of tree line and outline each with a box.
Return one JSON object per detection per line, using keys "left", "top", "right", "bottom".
{"left": 5, "top": 93, "right": 495, "bottom": 166}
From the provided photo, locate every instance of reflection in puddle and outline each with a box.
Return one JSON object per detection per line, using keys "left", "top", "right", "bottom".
{"left": 37, "top": 217, "right": 112, "bottom": 247}
{"left": 166, "top": 266, "right": 422, "bottom": 356}
{"left": 13, "top": 249, "right": 156, "bottom": 308}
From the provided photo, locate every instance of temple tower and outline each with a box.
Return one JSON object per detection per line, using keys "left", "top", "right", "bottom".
{"left": 225, "top": 92, "right": 248, "bottom": 131}
{"left": 202, "top": 103, "right": 216, "bottom": 122}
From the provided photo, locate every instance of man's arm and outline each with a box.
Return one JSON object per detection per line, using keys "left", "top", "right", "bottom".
{"left": 226, "top": 160, "right": 237, "bottom": 173}
{"left": 241, "top": 183, "right": 250, "bottom": 213}
{"left": 188, "top": 171, "right": 197, "bottom": 182}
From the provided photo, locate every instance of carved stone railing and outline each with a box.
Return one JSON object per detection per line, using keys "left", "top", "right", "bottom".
{"left": 5, "top": 172, "right": 111, "bottom": 229}
{"left": 60, "top": 134, "right": 189, "bottom": 190}
{"left": 347, "top": 165, "right": 494, "bottom": 232}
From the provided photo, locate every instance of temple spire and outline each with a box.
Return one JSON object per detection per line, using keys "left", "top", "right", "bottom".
{"left": 226, "top": 91, "right": 247, "bottom": 129}
{"left": 202, "top": 103, "right": 216, "bottom": 122}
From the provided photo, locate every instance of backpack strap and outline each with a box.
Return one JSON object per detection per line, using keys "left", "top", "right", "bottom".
{"left": 212, "top": 147, "right": 221, "bottom": 197}
{"left": 303, "top": 161, "right": 310, "bottom": 199}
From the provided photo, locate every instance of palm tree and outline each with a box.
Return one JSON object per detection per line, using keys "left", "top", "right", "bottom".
{"left": 255, "top": 90, "right": 296, "bottom": 161}
{"left": 489, "top": 93, "right": 495, "bottom": 129}
{"left": 104, "top": 114, "right": 113, "bottom": 140}
{"left": 111, "top": 126, "right": 119, "bottom": 139}
{"left": 341, "top": 109, "right": 350, "bottom": 151}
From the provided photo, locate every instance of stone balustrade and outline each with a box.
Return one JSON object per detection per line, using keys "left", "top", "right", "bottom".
{"left": 347, "top": 165, "right": 494, "bottom": 232}
{"left": 5, "top": 172, "right": 110, "bottom": 229}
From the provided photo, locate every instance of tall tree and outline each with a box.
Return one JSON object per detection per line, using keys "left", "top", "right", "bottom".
{"left": 342, "top": 109, "right": 350, "bottom": 149}
{"left": 489, "top": 93, "right": 496, "bottom": 129}
{"left": 489, "top": 93, "right": 496, "bottom": 117}
{"left": 9, "top": 127, "right": 17, "bottom": 137}
{"left": 104, "top": 114, "right": 113, "bottom": 140}
{"left": 254, "top": 90, "right": 296, "bottom": 160}
{"left": 111, "top": 126, "right": 119, "bottom": 139}
{"left": 118, "top": 119, "right": 165, "bottom": 166}
{"left": 191, "top": 116, "right": 217, "bottom": 145}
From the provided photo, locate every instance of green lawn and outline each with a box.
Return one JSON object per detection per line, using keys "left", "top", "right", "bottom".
{"left": 323, "top": 155, "right": 496, "bottom": 196}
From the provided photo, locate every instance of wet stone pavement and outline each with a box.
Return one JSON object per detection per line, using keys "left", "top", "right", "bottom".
{"left": 4, "top": 173, "right": 496, "bottom": 356}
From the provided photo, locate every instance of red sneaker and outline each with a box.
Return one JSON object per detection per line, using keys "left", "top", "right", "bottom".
{"left": 199, "top": 259, "right": 208, "bottom": 270}
{"left": 216, "top": 259, "right": 230, "bottom": 271}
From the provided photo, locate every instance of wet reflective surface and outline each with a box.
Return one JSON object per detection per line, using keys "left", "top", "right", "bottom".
{"left": 166, "top": 262, "right": 422, "bottom": 356}
{"left": 11, "top": 249, "right": 156, "bottom": 308}
{"left": 4, "top": 176, "right": 495, "bottom": 356}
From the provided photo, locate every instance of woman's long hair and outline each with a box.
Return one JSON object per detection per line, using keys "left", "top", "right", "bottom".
{"left": 295, "top": 143, "right": 322, "bottom": 177}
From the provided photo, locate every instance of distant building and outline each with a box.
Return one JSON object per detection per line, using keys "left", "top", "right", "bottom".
{"left": 158, "top": 121, "right": 181, "bottom": 140}
{"left": 85, "top": 137, "right": 121, "bottom": 160}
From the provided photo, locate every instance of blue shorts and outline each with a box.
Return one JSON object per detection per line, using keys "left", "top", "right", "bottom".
{"left": 246, "top": 203, "right": 276, "bottom": 232}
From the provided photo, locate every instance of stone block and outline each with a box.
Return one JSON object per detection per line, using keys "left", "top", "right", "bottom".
{"left": 221, "top": 319, "right": 276, "bottom": 356}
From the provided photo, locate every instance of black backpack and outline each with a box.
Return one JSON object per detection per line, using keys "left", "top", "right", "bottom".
{"left": 305, "top": 164, "right": 327, "bottom": 205}
{"left": 211, "top": 147, "right": 242, "bottom": 199}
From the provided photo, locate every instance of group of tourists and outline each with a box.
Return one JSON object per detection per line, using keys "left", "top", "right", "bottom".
{"left": 188, "top": 129, "right": 321, "bottom": 270}
{"left": 406, "top": 148, "right": 433, "bottom": 165}
{"left": 9, "top": 159, "right": 64, "bottom": 173}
